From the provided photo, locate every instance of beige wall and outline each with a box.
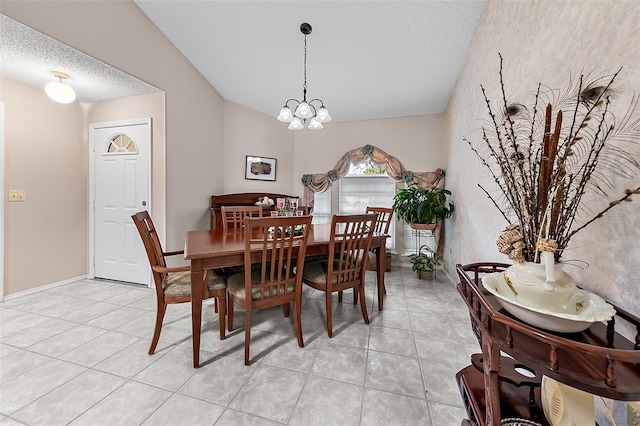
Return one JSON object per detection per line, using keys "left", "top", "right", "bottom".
{"left": 2, "top": 78, "right": 87, "bottom": 294}
{"left": 223, "top": 101, "right": 295, "bottom": 194}
{"left": 2, "top": 0, "right": 225, "bottom": 251}
{"left": 1, "top": 77, "right": 165, "bottom": 295}
{"left": 222, "top": 104, "right": 447, "bottom": 204}
{"left": 2, "top": 0, "right": 225, "bottom": 295}
{"left": 445, "top": 1, "right": 640, "bottom": 315}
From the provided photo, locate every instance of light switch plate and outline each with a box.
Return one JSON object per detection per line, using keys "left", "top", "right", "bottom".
{"left": 8, "top": 190, "right": 26, "bottom": 202}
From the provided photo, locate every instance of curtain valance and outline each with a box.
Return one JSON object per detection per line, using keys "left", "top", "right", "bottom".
{"left": 301, "top": 144, "right": 444, "bottom": 204}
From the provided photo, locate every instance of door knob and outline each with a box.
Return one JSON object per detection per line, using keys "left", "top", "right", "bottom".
{"left": 142, "top": 201, "right": 147, "bottom": 206}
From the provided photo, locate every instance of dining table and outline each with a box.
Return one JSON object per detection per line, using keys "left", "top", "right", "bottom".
{"left": 184, "top": 222, "right": 389, "bottom": 368}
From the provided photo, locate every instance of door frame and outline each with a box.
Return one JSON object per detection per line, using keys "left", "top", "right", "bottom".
{"left": 88, "top": 118, "right": 152, "bottom": 286}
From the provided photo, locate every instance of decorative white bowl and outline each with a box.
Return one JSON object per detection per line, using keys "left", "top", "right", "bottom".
{"left": 482, "top": 272, "right": 616, "bottom": 333}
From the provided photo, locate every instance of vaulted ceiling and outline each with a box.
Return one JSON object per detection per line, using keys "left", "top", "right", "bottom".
{"left": 133, "top": 1, "right": 485, "bottom": 122}
{"left": 2, "top": 1, "right": 485, "bottom": 122}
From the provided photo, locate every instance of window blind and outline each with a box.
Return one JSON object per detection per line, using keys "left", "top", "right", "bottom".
{"left": 312, "top": 188, "right": 332, "bottom": 224}
{"left": 339, "top": 175, "right": 396, "bottom": 252}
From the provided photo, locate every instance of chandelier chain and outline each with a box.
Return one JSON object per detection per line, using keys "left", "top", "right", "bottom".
{"left": 303, "top": 34, "right": 307, "bottom": 93}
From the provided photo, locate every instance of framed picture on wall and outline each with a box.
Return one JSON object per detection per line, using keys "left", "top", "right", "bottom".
{"left": 245, "top": 155, "right": 277, "bottom": 181}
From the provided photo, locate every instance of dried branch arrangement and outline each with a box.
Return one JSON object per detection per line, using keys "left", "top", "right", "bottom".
{"left": 464, "top": 55, "right": 640, "bottom": 263}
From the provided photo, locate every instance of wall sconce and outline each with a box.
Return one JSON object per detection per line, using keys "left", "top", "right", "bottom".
{"left": 45, "top": 71, "right": 76, "bottom": 104}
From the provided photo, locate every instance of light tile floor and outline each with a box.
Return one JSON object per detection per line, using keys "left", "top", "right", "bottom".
{"left": 0, "top": 267, "right": 477, "bottom": 425}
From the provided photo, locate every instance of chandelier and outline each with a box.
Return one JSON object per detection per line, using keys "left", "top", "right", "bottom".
{"left": 276, "top": 23, "right": 332, "bottom": 131}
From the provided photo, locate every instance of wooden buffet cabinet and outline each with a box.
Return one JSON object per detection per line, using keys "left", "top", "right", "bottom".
{"left": 209, "top": 192, "right": 299, "bottom": 230}
{"left": 455, "top": 263, "right": 640, "bottom": 426}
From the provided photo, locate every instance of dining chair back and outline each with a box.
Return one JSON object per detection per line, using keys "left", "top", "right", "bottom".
{"left": 131, "top": 211, "right": 227, "bottom": 354}
{"left": 365, "top": 206, "right": 394, "bottom": 274}
{"left": 302, "top": 213, "right": 377, "bottom": 338}
{"left": 297, "top": 206, "right": 310, "bottom": 215}
{"left": 366, "top": 206, "right": 394, "bottom": 234}
{"left": 227, "top": 215, "right": 313, "bottom": 365}
{"left": 220, "top": 205, "right": 263, "bottom": 230}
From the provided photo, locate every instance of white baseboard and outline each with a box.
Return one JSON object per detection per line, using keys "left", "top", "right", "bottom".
{"left": 440, "top": 266, "right": 456, "bottom": 286}
{"left": 2, "top": 275, "right": 87, "bottom": 302}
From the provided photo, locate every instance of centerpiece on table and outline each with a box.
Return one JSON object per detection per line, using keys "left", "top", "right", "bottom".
{"left": 465, "top": 55, "right": 640, "bottom": 332}
{"left": 274, "top": 197, "right": 300, "bottom": 217}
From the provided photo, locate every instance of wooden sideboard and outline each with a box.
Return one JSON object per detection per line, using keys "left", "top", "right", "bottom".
{"left": 209, "top": 192, "right": 300, "bottom": 229}
{"left": 455, "top": 262, "right": 640, "bottom": 426}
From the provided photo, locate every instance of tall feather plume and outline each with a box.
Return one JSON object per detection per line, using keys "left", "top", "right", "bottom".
{"left": 465, "top": 58, "right": 640, "bottom": 262}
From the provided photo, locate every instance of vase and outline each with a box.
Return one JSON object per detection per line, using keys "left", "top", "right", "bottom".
{"left": 503, "top": 252, "right": 576, "bottom": 306}
{"left": 482, "top": 252, "right": 616, "bottom": 333}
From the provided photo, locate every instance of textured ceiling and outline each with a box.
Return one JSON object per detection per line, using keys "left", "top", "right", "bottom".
{"left": 0, "top": 14, "right": 161, "bottom": 103}
{"left": 134, "top": 0, "right": 485, "bottom": 122}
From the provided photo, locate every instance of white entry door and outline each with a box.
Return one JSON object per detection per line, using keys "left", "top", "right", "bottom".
{"left": 91, "top": 119, "right": 151, "bottom": 285}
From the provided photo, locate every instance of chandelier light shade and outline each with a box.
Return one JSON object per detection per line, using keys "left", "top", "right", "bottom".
{"left": 45, "top": 71, "right": 76, "bottom": 104}
{"left": 288, "top": 117, "right": 304, "bottom": 131}
{"left": 276, "top": 23, "right": 331, "bottom": 131}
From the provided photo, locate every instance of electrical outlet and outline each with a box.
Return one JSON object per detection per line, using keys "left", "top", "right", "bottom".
{"left": 8, "top": 190, "right": 26, "bottom": 202}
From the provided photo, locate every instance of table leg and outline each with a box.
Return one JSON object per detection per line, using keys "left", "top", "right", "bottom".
{"left": 191, "top": 260, "right": 204, "bottom": 368}
{"left": 376, "top": 245, "right": 386, "bottom": 311}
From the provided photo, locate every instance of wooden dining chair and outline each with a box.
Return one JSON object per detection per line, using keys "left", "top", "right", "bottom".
{"left": 302, "top": 213, "right": 377, "bottom": 338}
{"left": 226, "top": 215, "right": 313, "bottom": 365}
{"left": 337, "top": 206, "right": 395, "bottom": 305}
{"left": 366, "top": 206, "right": 394, "bottom": 235}
{"left": 220, "top": 205, "right": 263, "bottom": 230}
{"left": 297, "top": 206, "right": 310, "bottom": 215}
{"left": 365, "top": 205, "right": 394, "bottom": 272}
{"left": 131, "top": 211, "right": 227, "bottom": 355}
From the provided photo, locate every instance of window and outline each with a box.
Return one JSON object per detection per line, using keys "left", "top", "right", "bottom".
{"left": 339, "top": 172, "right": 396, "bottom": 252}
{"left": 312, "top": 162, "right": 398, "bottom": 251}
{"left": 312, "top": 188, "right": 332, "bottom": 224}
{"left": 106, "top": 134, "right": 137, "bottom": 154}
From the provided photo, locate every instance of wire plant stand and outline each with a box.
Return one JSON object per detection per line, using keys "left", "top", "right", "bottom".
{"left": 410, "top": 224, "right": 438, "bottom": 278}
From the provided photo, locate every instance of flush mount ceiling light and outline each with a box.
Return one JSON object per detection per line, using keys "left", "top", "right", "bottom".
{"left": 45, "top": 71, "right": 76, "bottom": 104}
{"left": 276, "top": 23, "right": 332, "bottom": 131}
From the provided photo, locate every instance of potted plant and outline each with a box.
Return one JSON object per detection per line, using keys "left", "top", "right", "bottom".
{"left": 408, "top": 245, "right": 441, "bottom": 280}
{"left": 392, "top": 182, "right": 454, "bottom": 229}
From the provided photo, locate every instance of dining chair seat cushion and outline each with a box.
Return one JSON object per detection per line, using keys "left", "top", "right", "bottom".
{"left": 227, "top": 268, "right": 295, "bottom": 301}
{"left": 302, "top": 251, "right": 367, "bottom": 286}
{"left": 163, "top": 270, "right": 227, "bottom": 298}
{"left": 301, "top": 260, "right": 334, "bottom": 286}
